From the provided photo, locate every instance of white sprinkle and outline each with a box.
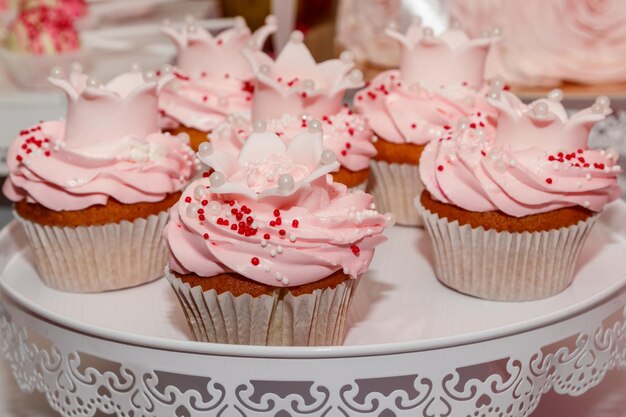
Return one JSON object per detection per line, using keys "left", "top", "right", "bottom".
{"left": 367, "top": 228, "right": 373, "bottom": 234}
{"left": 576, "top": 181, "right": 582, "bottom": 189}
{"left": 289, "top": 234, "right": 296, "bottom": 242}
{"left": 263, "top": 265, "right": 270, "bottom": 272}
{"left": 261, "top": 240, "right": 267, "bottom": 247}
{"left": 553, "top": 163, "right": 559, "bottom": 170}
{"left": 342, "top": 267, "right": 349, "bottom": 274}
{"left": 275, "top": 272, "right": 282, "bottom": 281}
{"left": 585, "top": 173, "right": 592, "bottom": 181}
{"left": 583, "top": 201, "right": 590, "bottom": 208}
{"left": 276, "top": 246, "right": 283, "bottom": 254}
{"left": 371, "top": 136, "right": 378, "bottom": 143}
{"left": 252, "top": 221, "right": 259, "bottom": 229}
{"left": 282, "top": 277, "right": 289, "bottom": 285}
{"left": 270, "top": 249, "right": 277, "bottom": 257}
{"left": 509, "top": 159, "right": 517, "bottom": 167}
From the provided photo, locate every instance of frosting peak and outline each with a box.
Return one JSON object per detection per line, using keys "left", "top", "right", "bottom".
{"left": 244, "top": 31, "right": 364, "bottom": 120}
{"left": 49, "top": 67, "right": 171, "bottom": 150}
{"left": 386, "top": 17, "right": 498, "bottom": 90}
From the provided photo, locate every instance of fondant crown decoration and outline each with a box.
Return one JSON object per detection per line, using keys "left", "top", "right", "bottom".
{"left": 48, "top": 64, "right": 171, "bottom": 149}
{"left": 244, "top": 31, "right": 364, "bottom": 120}
{"left": 162, "top": 15, "right": 277, "bottom": 80}
{"left": 197, "top": 119, "right": 340, "bottom": 200}
{"left": 487, "top": 85, "right": 612, "bottom": 153}
{"left": 386, "top": 17, "right": 498, "bottom": 90}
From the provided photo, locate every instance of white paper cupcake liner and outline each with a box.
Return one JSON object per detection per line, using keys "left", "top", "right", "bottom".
{"left": 416, "top": 201, "right": 598, "bottom": 301}
{"left": 166, "top": 270, "right": 357, "bottom": 346}
{"left": 15, "top": 211, "right": 170, "bottom": 293}
{"left": 369, "top": 160, "right": 423, "bottom": 226}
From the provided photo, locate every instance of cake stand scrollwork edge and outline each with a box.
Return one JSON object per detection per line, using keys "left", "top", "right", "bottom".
{"left": 1, "top": 286, "right": 626, "bottom": 417}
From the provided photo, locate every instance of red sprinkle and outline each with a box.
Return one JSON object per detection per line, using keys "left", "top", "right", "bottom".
{"left": 437, "top": 165, "right": 444, "bottom": 171}
{"left": 201, "top": 200, "right": 208, "bottom": 206}
{"left": 251, "top": 257, "right": 260, "bottom": 266}
{"left": 198, "top": 214, "right": 205, "bottom": 221}
{"left": 546, "top": 178, "right": 553, "bottom": 184}
{"left": 264, "top": 233, "right": 270, "bottom": 240}
{"left": 273, "top": 209, "right": 280, "bottom": 217}
{"left": 230, "top": 224, "right": 237, "bottom": 230}
{"left": 292, "top": 219, "right": 299, "bottom": 228}
{"left": 341, "top": 150, "right": 347, "bottom": 156}
{"left": 279, "top": 229, "right": 286, "bottom": 236}
{"left": 203, "top": 233, "right": 209, "bottom": 240}
{"left": 184, "top": 196, "right": 192, "bottom": 203}
{"left": 350, "top": 245, "right": 360, "bottom": 256}
{"left": 275, "top": 217, "right": 282, "bottom": 226}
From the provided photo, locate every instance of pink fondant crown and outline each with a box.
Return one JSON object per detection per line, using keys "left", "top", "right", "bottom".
{"left": 386, "top": 17, "right": 498, "bottom": 90}
{"left": 244, "top": 31, "right": 364, "bottom": 120}
{"left": 162, "top": 15, "right": 277, "bottom": 80}
{"left": 487, "top": 86, "right": 612, "bottom": 153}
{"left": 48, "top": 65, "right": 171, "bottom": 148}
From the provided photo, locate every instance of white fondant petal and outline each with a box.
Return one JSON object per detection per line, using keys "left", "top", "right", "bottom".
{"left": 286, "top": 130, "right": 324, "bottom": 169}
{"left": 238, "top": 131, "right": 287, "bottom": 164}
{"left": 199, "top": 150, "right": 239, "bottom": 177}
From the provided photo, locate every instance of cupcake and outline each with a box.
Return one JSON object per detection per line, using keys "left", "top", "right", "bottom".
{"left": 5, "top": 5, "right": 79, "bottom": 54}
{"left": 158, "top": 16, "right": 277, "bottom": 151}
{"left": 417, "top": 89, "right": 621, "bottom": 301}
{"left": 20, "top": 0, "right": 88, "bottom": 19}
{"left": 355, "top": 17, "right": 498, "bottom": 225}
{"left": 165, "top": 120, "right": 392, "bottom": 345}
{"left": 1, "top": 5, "right": 85, "bottom": 87}
{"left": 2, "top": 67, "right": 196, "bottom": 293}
{"left": 209, "top": 30, "right": 377, "bottom": 191}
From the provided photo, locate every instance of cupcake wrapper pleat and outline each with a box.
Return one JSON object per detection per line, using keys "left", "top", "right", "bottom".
{"left": 166, "top": 270, "right": 357, "bottom": 346}
{"left": 416, "top": 200, "right": 598, "bottom": 301}
{"left": 369, "top": 160, "right": 424, "bottom": 226}
{"left": 15, "top": 211, "right": 170, "bottom": 293}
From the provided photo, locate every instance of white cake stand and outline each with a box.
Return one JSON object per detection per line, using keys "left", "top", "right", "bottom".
{"left": 1, "top": 202, "right": 626, "bottom": 417}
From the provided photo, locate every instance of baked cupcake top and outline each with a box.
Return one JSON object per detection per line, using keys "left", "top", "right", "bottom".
{"left": 5, "top": 5, "right": 80, "bottom": 54}
{"left": 3, "top": 67, "right": 196, "bottom": 211}
{"left": 355, "top": 17, "right": 499, "bottom": 145}
{"left": 158, "top": 16, "right": 277, "bottom": 132}
{"left": 420, "top": 88, "right": 622, "bottom": 217}
{"left": 208, "top": 31, "right": 376, "bottom": 173}
{"left": 165, "top": 121, "right": 392, "bottom": 286}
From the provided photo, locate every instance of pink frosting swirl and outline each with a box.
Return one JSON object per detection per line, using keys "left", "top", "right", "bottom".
{"left": 420, "top": 93, "right": 622, "bottom": 217}
{"left": 3, "top": 120, "right": 196, "bottom": 211}
{"left": 166, "top": 179, "right": 388, "bottom": 285}
{"left": 355, "top": 70, "right": 495, "bottom": 145}
{"left": 210, "top": 109, "right": 376, "bottom": 172}
{"left": 165, "top": 128, "right": 390, "bottom": 286}
{"left": 450, "top": 0, "right": 626, "bottom": 86}
{"left": 158, "top": 71, "right": 254, "bottom": 132}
